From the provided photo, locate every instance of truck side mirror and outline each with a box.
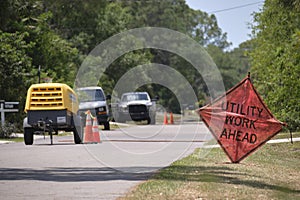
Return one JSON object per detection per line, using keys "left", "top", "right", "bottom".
{"left": 152, "top": 96, "right": 159, "bottom": 101}
{"left": 106, "top": 94, "right": 111, "bottom": 100}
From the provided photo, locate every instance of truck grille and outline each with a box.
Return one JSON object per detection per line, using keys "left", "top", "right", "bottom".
{"left": 129, "top": 105, "right": 147, "bottom": 113}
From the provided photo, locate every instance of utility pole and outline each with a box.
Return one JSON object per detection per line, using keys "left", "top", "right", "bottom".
{"left": 38, "top": 65, "right": 41, "bottom": 83}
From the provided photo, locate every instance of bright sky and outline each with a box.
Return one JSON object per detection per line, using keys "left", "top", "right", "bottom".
{"left": 185, "top": 0, "right": 264, "bottom": 49}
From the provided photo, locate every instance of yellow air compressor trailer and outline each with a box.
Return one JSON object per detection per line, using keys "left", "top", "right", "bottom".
{"left": 23, "top": 83, "right": 82, "bottom": 145}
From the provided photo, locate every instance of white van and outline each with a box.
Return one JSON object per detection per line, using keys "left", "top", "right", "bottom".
{"left": 76, "top": 87, "right": 110, "bottom": 130}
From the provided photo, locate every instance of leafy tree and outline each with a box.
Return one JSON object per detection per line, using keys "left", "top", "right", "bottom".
{"left": 251, "top": 0, "right": 300, "bottom": 131}
{"left": 0, "top": 0, "right": 80, "bottom": 128}
{"left": 25, "top": 12, "right": 79, "bottom": 86}
{"left": 0, "top": 30, "right": 34, "bottom": 126}
{"left": 116, "top": 0, "right": 232, "bottom": 112}
{"left": 122, "top": 0, "right": 230, "bottom": 48}
{"left": 0, "top": 0, "right": 249, "bottom": 128}
{"left": 41, "top": 0, "right": 235, "bottom": 113}
{"left": 206, "top": 41, "right": 251, "bottom": 91}
{"left": 0, "top": 31, "right": 33, "bottom": 102}
{"left": 44, "top": 0, "right": 107, "bottom": 54}
{"left": 206, "top": 45, "right": 238, "bottom": 90}
{"left": 227, "top": 41, "right": 252, "bottom": 81}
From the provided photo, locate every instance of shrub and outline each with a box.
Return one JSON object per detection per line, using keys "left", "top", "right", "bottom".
{"left": 0, "top": 123, "right": 17, "bottom": 138}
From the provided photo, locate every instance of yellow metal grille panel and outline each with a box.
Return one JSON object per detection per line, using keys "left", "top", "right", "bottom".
{"left": 25, "top": 83, "right": 79, "bottom": 113}
{"left": 29, "top": 87, "right": 63, "bottom": 109}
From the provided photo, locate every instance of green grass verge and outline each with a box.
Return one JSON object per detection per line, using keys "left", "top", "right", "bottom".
{"left": 0, "top": 137, "right": 24, "bottom": 143}
{"left": 273, "top": 131, "right": 300, "bottom": 140}
{"left": 120, "top": 141, "right": 300, "bottom": 200}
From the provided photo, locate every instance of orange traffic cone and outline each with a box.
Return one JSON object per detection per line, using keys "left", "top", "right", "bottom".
{"left": 83, "top": 110, "right": 95, "bottom": 143}
{"left": 92, "top": 117, "right": 101, "bottom": 143}
{"left": 170, "top": 112, "right": 174, "bottom": 124}
{"left": 163, "top": 112, "right": 168, "bottom": 125}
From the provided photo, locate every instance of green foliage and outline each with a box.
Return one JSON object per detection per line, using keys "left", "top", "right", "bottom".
{"left": 0, "top": 30, "right": 34, "bottom": 120}
{"left": 0, "top": 0, "right": 80, "bottom": 124}
{"left": 22, "top": 11, "right": 80, "bottom": 86}
{"left": 0, "top": 122, "right": 17, "bottom": 138}
{"left": 206, "top": 42, "right": 251, "bottom": 90}
{"left": 251, "top": 0, "right": 300, "bottom": 131}
{"left": 115, "top": 0, "right": 235, "bottom": 111}
{"left": 0, "top": 0, "right": 250, "bottom": 125}
{"left": 47, "top": 0, "right": 243, "bottom": 113}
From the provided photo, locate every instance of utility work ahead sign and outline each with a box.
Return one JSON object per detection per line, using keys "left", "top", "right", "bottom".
{"left": 198, "top": 75, "right": 285, "bottom": 163}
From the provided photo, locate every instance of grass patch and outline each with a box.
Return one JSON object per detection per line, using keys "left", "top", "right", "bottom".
{"left": 120, "top": 142, "right": 300, "bottom": 200}
{"left": 0, "top": 137, "right": 24, "bottom": 143}
{"left": 273, "top": 131, "right": 300, "bottom": 140}
{"left": 107, "top": 123, "right": 122, "bottom": 130}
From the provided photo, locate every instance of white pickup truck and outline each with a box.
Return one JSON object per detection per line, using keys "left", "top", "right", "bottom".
{"left": 114, "top": 92, "right": 157, "bottom": 124}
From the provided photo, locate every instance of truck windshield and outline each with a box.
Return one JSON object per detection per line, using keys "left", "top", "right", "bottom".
{"left": 78, "top": 89, "right": 105, "bottom": 102}
{"left": 121, "top": 93, "right": 149, "bottom": 102}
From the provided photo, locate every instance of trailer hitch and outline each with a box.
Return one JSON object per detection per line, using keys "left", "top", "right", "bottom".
{"left": 37, "top": 120, "right": 56, "bottom": 145}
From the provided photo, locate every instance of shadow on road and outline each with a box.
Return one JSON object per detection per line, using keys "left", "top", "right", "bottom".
{"left": 0, "top": 167, "right": 155, "bottom": 182}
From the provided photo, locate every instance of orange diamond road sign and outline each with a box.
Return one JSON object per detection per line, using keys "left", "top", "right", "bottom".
{"left": 198, "top": 75, "right": 285, "bottom": 163}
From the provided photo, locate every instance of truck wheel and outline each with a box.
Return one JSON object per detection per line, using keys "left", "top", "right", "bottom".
{"left": 73, "top": 127, "right": 82, "bottom": 144}
{"left": 147, "top": 117, "right": 151, "bottom": 125}
{"left": 103, "top": 121, "right": 110, "bottom": 130}
{"left": 24, "top": 128, "right": 34, "bottom": 145}
{"left": 150, "top": 115, "right": 156, "bottom": 125}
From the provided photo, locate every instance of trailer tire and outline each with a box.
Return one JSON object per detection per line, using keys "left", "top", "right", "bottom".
{"left": 24, "top": 128, "right": 34, "bottom": 145}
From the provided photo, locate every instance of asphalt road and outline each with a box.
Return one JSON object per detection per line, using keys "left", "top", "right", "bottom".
{"left": 0, "top": 123, "right": 212, "bottom": 200}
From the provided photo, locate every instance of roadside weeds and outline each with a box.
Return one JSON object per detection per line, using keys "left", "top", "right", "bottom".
{"left": 119, "top": 134, "right": 300, "bottom": 200}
